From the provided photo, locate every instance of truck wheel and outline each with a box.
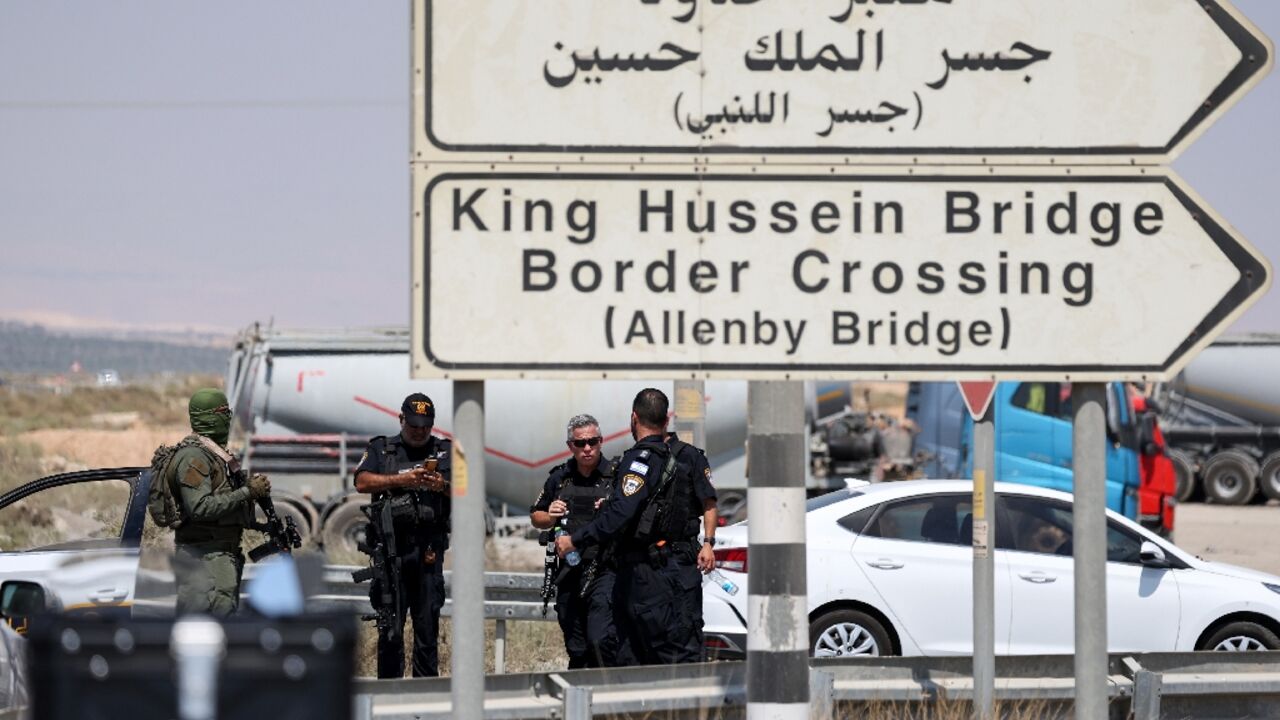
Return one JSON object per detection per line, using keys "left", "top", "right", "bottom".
{"left": 718, "top": 490, "right": 747, "bottom": 524}
{"left": 321, "top": 499, "right": 368, "bottom": 558}
{"left": 1168, "top": 449, "right": 1199, "bottom": 503}
{"left": 1202, "top": 450, "right": 1260, "bottom": 505}
{"left": 1260, "top": 452, "right": 1280, "bottom": 502}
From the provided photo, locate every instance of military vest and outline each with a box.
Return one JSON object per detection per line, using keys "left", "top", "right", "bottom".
{"left": 553, "top": 459, "right": 614, "bottom": 561}
{"left": 633, "top": 437, "right": 694, "bottom": 544}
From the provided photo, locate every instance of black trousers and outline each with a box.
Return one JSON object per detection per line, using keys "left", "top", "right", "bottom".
{"left": 671, "top": 543, "right": 706, "bottom": 662}
{"left": 614, "top": 552, "right": 700, "bottom": 665}
{"left": 555, "top": 567, "right": 622, "bottom": 668}
{"left": 373, "top": 555, "right": 446, "bottom": 678}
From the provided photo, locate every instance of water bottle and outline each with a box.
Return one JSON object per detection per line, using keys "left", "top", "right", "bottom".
{"left": 706, "top": 568, "right": 739, "bottom": 596}
{"left": 555, "top": 528, "right": 581, "bottom": 566}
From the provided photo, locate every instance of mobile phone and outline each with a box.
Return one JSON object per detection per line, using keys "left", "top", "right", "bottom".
{"left": 425, "top": 458, "right": 438, "bottom": 472}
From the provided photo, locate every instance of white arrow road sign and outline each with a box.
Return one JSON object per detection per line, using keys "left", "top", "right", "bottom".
{"left": 411, "top": 168, "right": 1269, "bottom": 381}
{"left": 415, "top": 0, "right": 1271, "bottom": 159}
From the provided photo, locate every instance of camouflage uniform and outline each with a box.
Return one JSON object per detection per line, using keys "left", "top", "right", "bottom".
{"left": 171, "top": 389, "right": 255, "bottom": 618}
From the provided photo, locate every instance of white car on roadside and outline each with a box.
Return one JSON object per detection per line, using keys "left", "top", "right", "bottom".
{"left": 702, "top": 480, "right": 1280, "bottom": 658}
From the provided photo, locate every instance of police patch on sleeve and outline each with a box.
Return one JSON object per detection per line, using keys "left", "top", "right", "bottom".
{"left": 629, "top": 460, "right": 650, "bottom": 475}
{"left": 705, "top": 467, "right": 713, "bottom": 484}
{"left": 621, "top": 473, "right": 645, "bottom": 496}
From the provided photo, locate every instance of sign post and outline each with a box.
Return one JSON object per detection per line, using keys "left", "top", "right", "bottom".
{"left": 1072, "top": 383, "right": 1110, "bottom": 719}
{"left": 451, "top": 382, "right": 485, "bottom": 720}
{"left": 959, "top": 381, "right": 998, "bottom": 720}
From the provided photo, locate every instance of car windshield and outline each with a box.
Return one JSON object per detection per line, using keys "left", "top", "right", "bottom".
{"left": 806, "top": 487, "right": 863, "bottom": 512}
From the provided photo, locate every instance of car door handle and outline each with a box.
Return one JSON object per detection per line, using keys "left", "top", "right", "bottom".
{"left": 91, "top": 589, "right": 128, "bottom": 604}
{"left": 1018, "top": 571, "right": 1057, "bottom": 584}
{"left": 866, "top": 559, "right": 905, "bottom": 570}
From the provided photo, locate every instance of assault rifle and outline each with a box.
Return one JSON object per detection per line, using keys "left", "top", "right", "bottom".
{"left": 229, "top": 469, "right": 303, "bottom": 561}
{"left": 538, "top": 529, "right": 558, "bottom": 617}
{"left": 351, "top": 492, "right": 435, "bottom": 643}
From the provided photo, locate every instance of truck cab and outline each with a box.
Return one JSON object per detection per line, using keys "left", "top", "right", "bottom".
{"left": 909, "top": 382, "right": 1174, "bottom": 535}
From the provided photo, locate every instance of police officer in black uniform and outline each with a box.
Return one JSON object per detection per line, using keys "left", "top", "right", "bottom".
{"left": 531, "top": 413, "right": 623, "bottom": 668}
{"left": 354, "top": 393, "right": 452, "bottom": 678}
{"left": 664, "top": 429, "right": 719, "bottom": 662}
{"left": 555, "top": 388, "right": 706, "bottom": 665}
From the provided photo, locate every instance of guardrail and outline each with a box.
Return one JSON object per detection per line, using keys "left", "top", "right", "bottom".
{"left": 349, "top": 651, "right": 1280, "bottom": 719}
{"left": 135, "top": 565, "right": 554, "bottom": 674}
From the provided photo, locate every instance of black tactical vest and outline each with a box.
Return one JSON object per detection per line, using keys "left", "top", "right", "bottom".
{"left": 376, "top": 435, "right": 450, "bottom": 551}
{"left": 553, "top": 459, "right": 614, "bottom": 560}
{"left": 634, "top": 437, "right": 693, "bottom": 544}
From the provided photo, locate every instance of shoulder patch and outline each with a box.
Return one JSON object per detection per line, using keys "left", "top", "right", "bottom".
{"left": 621, "top": 473, "right": 645, "bottom": 497}
{"left": 638, "top": 449, "right": 650, "bottom": 459}
{"left": 357, "top": 451, "right": 368, "bottom": 467}
{"left": 629, "top": 460, "right": 650, "bottom": 475}
{"left": 181, "top": 461, "right": 209, "bottom": 488}
{"left": 704, "top": 467, "right": 713, "bottom": 484}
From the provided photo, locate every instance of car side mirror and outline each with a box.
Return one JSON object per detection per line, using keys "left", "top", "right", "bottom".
{"left": 1139, "top": 541, "right": 1171, "bottom": 569}
{"left": 0, "top": 580, "right": 50, "bottom": 632}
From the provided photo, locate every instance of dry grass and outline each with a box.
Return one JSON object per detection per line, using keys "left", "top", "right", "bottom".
{"left": 0, "top": 437, "right": 44, "bottom": 494}
{"left": 353, "top": 615, "right": 567, "bottom": 678}
{"left": 589, "top": 698, "right": 1064, "bottom": 720}
{"left": 0, "top": 374, "right": 219, "bottom": 435}
{"left": 836, "top": 698, "right": 1063, "bottom": 720}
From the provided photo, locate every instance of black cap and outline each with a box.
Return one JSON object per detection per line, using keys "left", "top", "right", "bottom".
{"left": 401, "top": 393, "right": 435, "bottom": 428}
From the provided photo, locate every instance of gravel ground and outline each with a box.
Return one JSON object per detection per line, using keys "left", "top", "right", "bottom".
{"left": 1171, "top": 500, "right": 1280, "bottom": 576}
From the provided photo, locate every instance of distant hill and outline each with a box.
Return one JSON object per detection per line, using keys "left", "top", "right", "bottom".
{"left": 0, "top": 322, "right": 229, "bottom": 376}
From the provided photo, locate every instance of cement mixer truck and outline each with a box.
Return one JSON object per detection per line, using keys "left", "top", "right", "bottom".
{"left": 223, "top": 324, "right": 889, "bottom": 554}
{"left": 1154, "top": 334, "right": 1280, "bottom": 506}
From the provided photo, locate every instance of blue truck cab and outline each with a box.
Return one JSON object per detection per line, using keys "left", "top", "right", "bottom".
{"left": 907, "top": 382, "right": 1143, "bottom": 520}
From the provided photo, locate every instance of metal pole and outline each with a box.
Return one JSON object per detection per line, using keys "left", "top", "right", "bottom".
{"left": 452, "top": 381, "right": 486, "bottom": 719}
{"left": 1072, "top": 382, "right": 1108, "bottom": 719}
{"left": 673, "top": 380, "right": 707, "bottom": 449}
{"left": 972, "top": 404, "right": 995, "bottom": 720}
{"left": 564, "top": 686, "right": 593, "bottom": 720}
{"left": 494, "top": 618, "right": 507, "bottom": 674}
{"left": 746, "top": 381, "right": 809, "bottom": 720}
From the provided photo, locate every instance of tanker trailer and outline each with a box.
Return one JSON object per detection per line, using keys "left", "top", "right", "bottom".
{"left": 224, "top": 324, "right": 775, "bottom": 554}
{"left": 1155, "top": 334, "right": 1280, "bottom": 505}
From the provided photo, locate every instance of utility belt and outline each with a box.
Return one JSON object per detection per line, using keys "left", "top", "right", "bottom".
{"left": 617, "top": 540, "right": 695, "bottom": 568}
{"left": 175, "top": 524, "right": 243, "bottom": 548}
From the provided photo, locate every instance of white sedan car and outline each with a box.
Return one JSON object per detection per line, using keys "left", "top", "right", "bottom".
{"left": 702, "top": 480, "right": 1280, "bottom": 658}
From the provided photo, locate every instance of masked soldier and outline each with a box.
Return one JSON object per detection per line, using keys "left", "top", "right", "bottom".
{"left": 172, "top": 388, "right": 271, "bottom": 618}
{"left": 354, "top": 393, "right": 452, "bottom": 678}
{"left": 531, "top": 414, "right": 622, "bottom": 668}
{"left": 555, "top": 388, "right": 706, "bottom": 665}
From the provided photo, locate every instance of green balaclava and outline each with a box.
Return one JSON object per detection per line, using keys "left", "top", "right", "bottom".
{"left": 189, "top": 388, "right": 232, "bottom": 447}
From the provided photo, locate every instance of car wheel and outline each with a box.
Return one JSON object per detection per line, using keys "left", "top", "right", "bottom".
{"left": 1201, "top": 450, "right": 1259, "bottom": 505}
{"left": 1168, "top": 449, "right": 1199, "bottom": 503}
{"left": 1199, "top": 621, "right": 1280, "bottom": 652}
{"left": 809, "top": 609, "right": 893, "bottom": 658}
{"left": 1259, "top": 452, "right": 1280, "bottom": 503}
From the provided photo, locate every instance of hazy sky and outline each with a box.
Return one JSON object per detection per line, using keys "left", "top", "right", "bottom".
{"left": 1, "top": 1, "right": 1278, "bottom": 335}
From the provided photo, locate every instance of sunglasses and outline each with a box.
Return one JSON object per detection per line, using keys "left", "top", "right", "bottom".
{"left": 569, "top": 437, "right": 603, "bottom": 448}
